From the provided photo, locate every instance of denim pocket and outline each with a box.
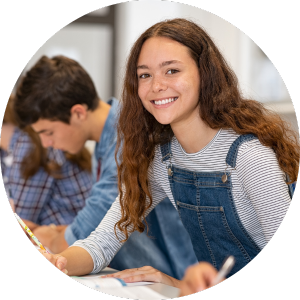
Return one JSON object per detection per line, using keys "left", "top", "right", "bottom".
{"left": 177, "top": 200, "right": 252, "bottom": 273}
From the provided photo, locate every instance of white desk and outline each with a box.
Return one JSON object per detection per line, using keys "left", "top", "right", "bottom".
{"left": 76, "top": 267, "right": 180, "bottom": 299}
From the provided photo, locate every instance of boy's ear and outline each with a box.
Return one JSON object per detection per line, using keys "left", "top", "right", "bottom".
{"left": 70, "top": 104, "right": 88, "bottom": 121}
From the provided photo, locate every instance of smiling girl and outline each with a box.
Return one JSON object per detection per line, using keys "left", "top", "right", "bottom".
{"left": 40, "top": 18, "right": 299, "bottom": 295}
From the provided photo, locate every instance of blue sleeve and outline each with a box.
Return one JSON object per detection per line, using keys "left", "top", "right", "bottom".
{"left": 65, "top": 140, "right": 119, "bottom": 245}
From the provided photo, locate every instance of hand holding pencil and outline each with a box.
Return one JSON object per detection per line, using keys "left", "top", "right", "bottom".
{"left": 14, "top": 213, "right": 49, "bottom": 253}
{"left": 14, "top": 213, "right": 68, "bottom": 274}
{"left": 179, "top": 262, "right": 219, "bottom": 296}
{"left": 179, "top": 257, "right": 235, "bottom": 296}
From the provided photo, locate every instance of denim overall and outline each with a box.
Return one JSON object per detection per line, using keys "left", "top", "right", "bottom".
{"left": 161, "top": 134, "right": 294, "bottom": 277}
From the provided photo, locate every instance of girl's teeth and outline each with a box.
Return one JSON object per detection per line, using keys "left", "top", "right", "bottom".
{"left": 154, "top": 98, "right": 177, "bottom": 105}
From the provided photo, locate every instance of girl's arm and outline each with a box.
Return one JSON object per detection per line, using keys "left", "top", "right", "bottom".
{"left": 236, "top": 140, "right": 291, "bottom": 244}
{"left": 39, "top": 196, "right": 127, "bottom": 276}
{"left": 72, "top": 173, "right": 167, "bottom": 274}
{"left": 41, "top": 246, "right": 94, "bottom": 276}
{"left": 42, "top": 162, "right": 167, "bottom": 275}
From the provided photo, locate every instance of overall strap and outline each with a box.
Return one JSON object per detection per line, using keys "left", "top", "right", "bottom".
{"left": 226, "top": 133, "right": 295, "bottom": 198}
{"left": 286, "top": 174, "right": 296, "bottom": 198}
{"left": 226, "top": 134, "right": 258, "bottom": 168}
{"left": 160, "top": 141, "right": 172, "bottom": 163}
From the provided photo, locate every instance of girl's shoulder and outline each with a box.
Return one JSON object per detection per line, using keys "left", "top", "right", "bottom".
{"left": 233, "top": 137, "right": 282, "bottom": 181}
{"left": 218, "top": 129, "right": 277, "bottom": 163}
{"left": 237, "top": 138, "right": 277, "bottom": 164}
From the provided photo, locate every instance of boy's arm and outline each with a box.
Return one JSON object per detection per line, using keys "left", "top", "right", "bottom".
{"left": 64, "top": 142, "right": 119, "bottom": 245}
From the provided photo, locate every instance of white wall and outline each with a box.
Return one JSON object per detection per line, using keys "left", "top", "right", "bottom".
{"left": 24, "top": 23, "right": 113, "bottom": 102}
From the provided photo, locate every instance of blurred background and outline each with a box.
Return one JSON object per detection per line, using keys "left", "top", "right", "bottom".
{"left": 19, "top": 1, "right": 299, "bottom": 148}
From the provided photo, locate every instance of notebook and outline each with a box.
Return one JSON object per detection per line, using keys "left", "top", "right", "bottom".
{"left": 72, "top": 275, "right": 153, "bottom": 288}
{"left": 71, "top": 276, "right": 168, "bottom": 300}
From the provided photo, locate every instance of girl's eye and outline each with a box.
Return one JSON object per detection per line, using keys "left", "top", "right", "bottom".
{"left": 166, "top": 69, "right": 179, "bottom": 75}
{"left": 139, "top": 73, "right": 150, "bottom": 79}
{"left": 45, "top": 132, "right": 53, "bottom": 136}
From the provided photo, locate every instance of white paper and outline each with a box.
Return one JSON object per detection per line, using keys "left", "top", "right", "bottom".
{"left": 73, "top": 276, "right": 125, "bottom": 288}
{"left": 72, "top": 276, "right": 154, "bottom": 288}
{"left": 99, "top": 286, "right": 168, "bottom": 300}
{"left": 125, "top": 281, "right": 154, "bottom": 287}
{"left": 72, "top": 276, "right": 166, "bottom": 300}
{"left": 97, "top": 274, "right": 154, "bottom": 286}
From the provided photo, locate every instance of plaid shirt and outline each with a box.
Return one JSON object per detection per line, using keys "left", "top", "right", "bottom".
{"left": 1, "top": 128, "right": 92, "bottom": 225}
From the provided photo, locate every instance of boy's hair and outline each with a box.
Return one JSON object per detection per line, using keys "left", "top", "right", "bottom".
{"left": 14, "top": 55, "right": 99, "bottom": 127}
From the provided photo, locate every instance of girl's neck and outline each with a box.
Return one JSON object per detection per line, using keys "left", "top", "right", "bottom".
{"left": 171, "top": 115, "right": 219, "bottom": 154}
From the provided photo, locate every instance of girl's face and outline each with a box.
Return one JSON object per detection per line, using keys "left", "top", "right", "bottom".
{"left": 137, "top": 36, "right": 200, "bottom": 127}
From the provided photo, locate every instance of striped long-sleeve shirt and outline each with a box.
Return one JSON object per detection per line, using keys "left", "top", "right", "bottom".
{"left": 73, "top": 128, "right": 291, "bottom": 273}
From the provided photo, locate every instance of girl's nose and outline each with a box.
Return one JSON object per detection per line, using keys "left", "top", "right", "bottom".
{"left": 152, "top": 76, "right": 168, "bottom": 93}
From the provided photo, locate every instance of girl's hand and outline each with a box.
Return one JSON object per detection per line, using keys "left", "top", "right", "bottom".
{"left": 39, "top": 249, "right": 68, "bottom": 275}
{"left": 179, "top": 262, "right": 218, "bottom": 296}
{"left": 103, "top": 266, "right": 180, "bottom": 288}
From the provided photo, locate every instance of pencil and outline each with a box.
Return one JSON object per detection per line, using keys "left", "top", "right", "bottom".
{"left": 14, "top": 213, "right": 50, "bottom": 253}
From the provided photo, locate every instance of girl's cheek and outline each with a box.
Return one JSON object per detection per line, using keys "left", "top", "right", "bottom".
{"left": 138, "top": 86, "right": 148, "bottom": 101}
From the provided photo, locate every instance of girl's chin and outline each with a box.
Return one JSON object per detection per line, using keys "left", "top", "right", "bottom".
{"left": 154, "top": 118, "right": 172, "bottom": 126}
{"left": 152, "top": 114, "right": 174, "bottom": 125}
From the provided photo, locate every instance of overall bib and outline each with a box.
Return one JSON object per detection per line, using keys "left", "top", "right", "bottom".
{"left": 160, "top": 134, "right": 294, "bottom": 277}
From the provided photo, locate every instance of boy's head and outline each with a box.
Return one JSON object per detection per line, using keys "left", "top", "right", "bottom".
{"left": 14, "top": 55, "right": 99, "bottom": 153}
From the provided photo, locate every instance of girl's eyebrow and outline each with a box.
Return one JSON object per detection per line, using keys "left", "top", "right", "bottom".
{"left": 137, "top": 64, "right": 149, "bottom": 70}
{"left": 160, "top": 60, "right": 181, "bottom": 67}
{"left": 137, "top": 60, "right": 182, "bottom": 70}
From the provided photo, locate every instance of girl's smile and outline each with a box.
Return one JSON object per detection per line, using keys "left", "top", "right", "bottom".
{"left": 150, "top": 96, "right": 178, "bottom": 107}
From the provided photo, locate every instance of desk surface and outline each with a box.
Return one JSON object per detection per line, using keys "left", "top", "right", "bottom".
{"left": 82, "top": 267, "right": 180, "bottom": 299}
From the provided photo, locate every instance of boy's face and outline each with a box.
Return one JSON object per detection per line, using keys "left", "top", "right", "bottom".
{"left": 31, "top": 117, "right": 87, "bottom": 154}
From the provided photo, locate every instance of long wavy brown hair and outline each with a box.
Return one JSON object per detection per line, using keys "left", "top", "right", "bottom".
{"left": 115, "top": 18, "right": 300, "bottom": 240}
{"left": 3, "top": 95, "right": 91, "bottom": 180}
